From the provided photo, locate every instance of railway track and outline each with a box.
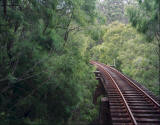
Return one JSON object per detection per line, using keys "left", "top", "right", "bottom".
{"left": 91, "top": 61, "right": 160, "bottom": 125}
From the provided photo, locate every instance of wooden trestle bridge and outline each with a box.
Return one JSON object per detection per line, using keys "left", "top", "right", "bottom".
{"left": 91, "top": 61, "right": 160, "bottom": 125}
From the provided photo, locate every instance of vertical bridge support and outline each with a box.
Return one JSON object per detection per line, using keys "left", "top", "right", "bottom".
{"left": 93, "top": 70, "right": 112, "bottom": 125}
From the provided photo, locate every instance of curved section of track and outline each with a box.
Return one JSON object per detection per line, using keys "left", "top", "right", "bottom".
{"left": 91, "top": 61, "right": 160, "bottom": 125}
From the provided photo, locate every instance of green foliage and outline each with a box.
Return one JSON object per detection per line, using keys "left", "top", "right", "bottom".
{"left": 97, "top": 0, "right": 130, "bottom": 24}
{"left": 1, "top": 0, "right": 158, "bottom": 125}
{"left": 0, "top": 0, "right": 98, "bottom": 125}
{"left": 127, "top": 0, "right": 159, "bottom": 95}
{"left": 118, "top": 39, "right": 159, "bottom": 95}
{"left": 91, "top": 22, "right": 136, "bottom": 67}
{"left": 91, "top": 22, "right": 159, "bottom": 95}
{"left": 127, "top": 0, "right": 160, "bottom": 41}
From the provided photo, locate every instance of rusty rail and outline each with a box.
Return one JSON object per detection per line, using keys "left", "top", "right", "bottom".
{"left": 106, "top": 64, "right": 160, "bottom": 108}
{"left": 91, "top": 61, "right": 160, "bottom": 125}
{"left": 91, "top": 61, "right": 137, "bottom": 125}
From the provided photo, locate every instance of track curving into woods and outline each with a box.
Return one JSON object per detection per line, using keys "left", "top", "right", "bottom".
{"left": 91, "top": 61, "right": 160, "bottom": 125}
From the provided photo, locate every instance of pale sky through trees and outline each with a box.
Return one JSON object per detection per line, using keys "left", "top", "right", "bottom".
{"left": 99, "top": 0, "right": 104, "bottom": 2}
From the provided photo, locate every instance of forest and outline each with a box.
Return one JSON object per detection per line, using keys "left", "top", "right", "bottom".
{"left": 0, "top": 0, "right": 159, "bottom": 125}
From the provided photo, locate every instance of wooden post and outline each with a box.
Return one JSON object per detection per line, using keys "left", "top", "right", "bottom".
{"left": 99, "top": 97, "right": 112, "bottom": 125}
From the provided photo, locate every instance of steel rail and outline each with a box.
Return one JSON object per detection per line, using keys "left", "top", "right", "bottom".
{"left": 91, "top": 61, "right": 138, "bottom": 125}
{"left": 104, "top": 64, "right": 160, "bottom": 109}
